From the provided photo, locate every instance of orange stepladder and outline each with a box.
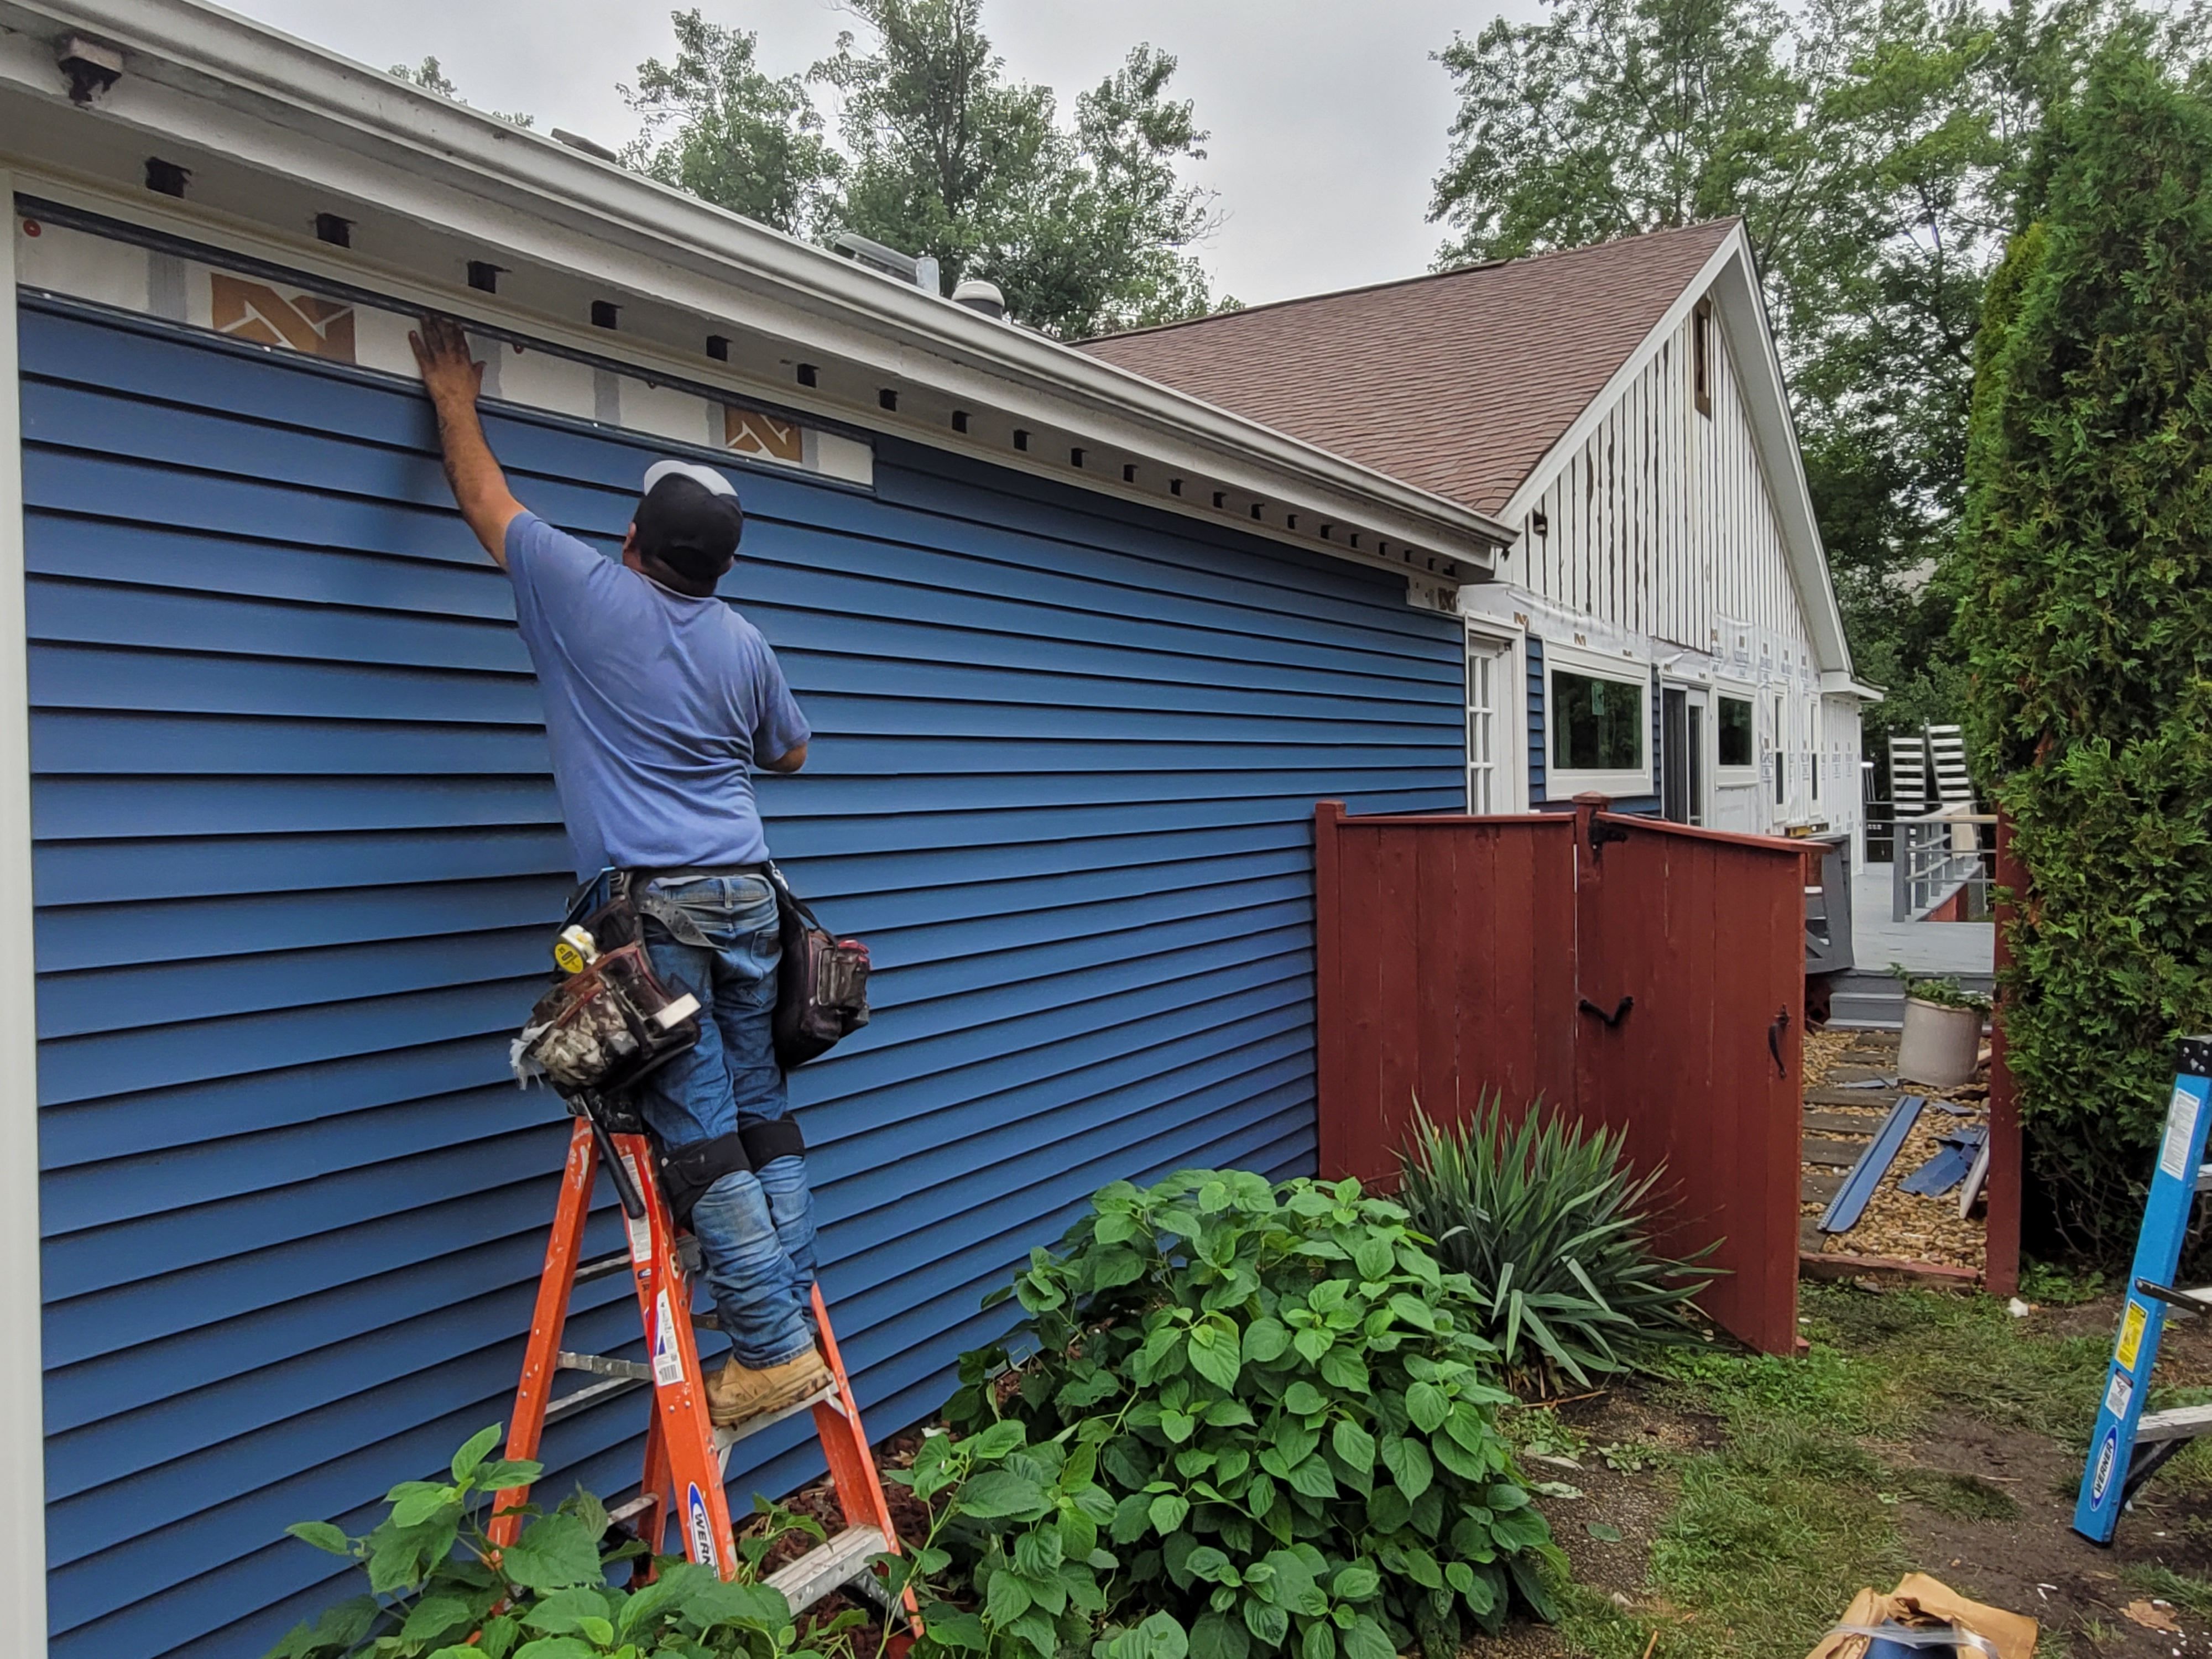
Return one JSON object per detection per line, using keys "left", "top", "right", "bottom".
{"left": 488, "top": 1109, "right": 920, "bottom": 1634}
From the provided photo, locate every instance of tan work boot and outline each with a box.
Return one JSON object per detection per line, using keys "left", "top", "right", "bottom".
{"left": 706, "top": 1347, "right": 834, "bottom": 1428}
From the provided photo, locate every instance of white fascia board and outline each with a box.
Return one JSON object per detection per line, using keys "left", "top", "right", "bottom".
{"left": 0, "top": 0, "right": 1509, "bottom": 575}
{"left": 1495, "top": 223, "right": 1854, "bottom": 677}
{"left": 1495, "top": 229, "right": 1741, "bottom": 527}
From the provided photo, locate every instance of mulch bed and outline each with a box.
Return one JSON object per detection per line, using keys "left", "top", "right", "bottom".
{"left": 1801, "top": 1027, "right": 1988, "bottom": 1276}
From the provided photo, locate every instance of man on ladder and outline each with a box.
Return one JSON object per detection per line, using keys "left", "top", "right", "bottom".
{"left": 411, "top": 314, "right": 834, "bottom": 1429}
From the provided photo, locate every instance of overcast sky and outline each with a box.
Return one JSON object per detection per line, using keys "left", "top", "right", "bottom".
{"left": 220, "top": 0, "right": 1536, "bottom": 305}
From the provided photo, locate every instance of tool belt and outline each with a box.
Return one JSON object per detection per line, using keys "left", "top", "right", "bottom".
{"left": 516, "top": 875, "right": 703, "bottom": 1097}
{"left": 615, "top": 862, "right": 868, "bottom": 1070}
{"left": 765, "top": 864, "right": 870, "bottom": 1070}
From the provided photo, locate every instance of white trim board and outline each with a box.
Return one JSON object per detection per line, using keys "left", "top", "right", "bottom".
{"left": 0, "top": 166, "right": 49, "bottom": 1659}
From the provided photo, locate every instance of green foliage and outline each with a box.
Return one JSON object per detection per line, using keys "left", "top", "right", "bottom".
{"left": 1395, "top": 1101, "right": 1718, "bottom": 1392}
{"left": 1426, "top": 0, "right": 2132, "bottom": 757}
{"left": 618, "top": 3, "right": 1223, "bottom": 337}
{"left": 879, "top": 1418, "right": 1126, "bottom": 1659}
{"left": 937, "top": 1170, "right": 1563, "bottom": 1659}
{"left": 264, "top": 1428, "right": 858, "bottom": 1659}
{"left": 1956, "top": 33, "right": 2212, "bottom": 1255}
{"left": 622, "top": 12, "right": 843, "bottom": 238}
{"left": 1888, "top": 966, "right": 1993, "bottom": 1010}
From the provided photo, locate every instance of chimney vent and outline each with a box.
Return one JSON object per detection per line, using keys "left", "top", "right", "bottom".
{"left": 951, "top": 278, "right": 1006, "bottom": 319}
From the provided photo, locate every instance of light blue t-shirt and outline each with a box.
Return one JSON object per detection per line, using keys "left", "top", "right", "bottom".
{"left": 505, "top": 513, "right": 810, "bottom": 880}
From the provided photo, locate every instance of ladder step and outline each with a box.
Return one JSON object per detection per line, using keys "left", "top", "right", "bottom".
{"left": 542, "top": 1373, "right": 644, "bottom": 1426}
{"left": 765, "top": 1524, "right": 886, "bottom": 1614}
{"left": 575, "top": 1250, "right": 632, "bottom": 1285}
{"left": 606, "top": 1492, "right": 660, "bottom": 1527}
{"left": 2137, "top": 1404, "right": 2212, "bottom": 1445}
{"left": 2196, "top": 1164, "right": 2212, "bottom": 1194}
{"left": 559, "top": 1351, "right": 654, "bottom": 1381}
{"left": 712, "top": 1380, "right": 842, "bottom": 1460}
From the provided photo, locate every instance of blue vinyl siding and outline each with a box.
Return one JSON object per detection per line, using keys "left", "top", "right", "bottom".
{"left": 22, "top": 298, "right": 1464, "bottom": 1658}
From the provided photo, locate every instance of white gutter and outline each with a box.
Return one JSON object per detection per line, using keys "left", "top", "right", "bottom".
{"left": 0, "top": 0, "right": 1511, "bottom": 570}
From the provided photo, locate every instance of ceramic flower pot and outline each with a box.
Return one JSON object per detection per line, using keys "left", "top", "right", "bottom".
{"left": 1898, "top": 996, "right": 1983, "bottom": 1088}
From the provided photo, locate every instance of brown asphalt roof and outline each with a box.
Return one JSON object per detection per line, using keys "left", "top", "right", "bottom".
{"left": 1081, "top": 219, "right": 1738, "bottom": 516}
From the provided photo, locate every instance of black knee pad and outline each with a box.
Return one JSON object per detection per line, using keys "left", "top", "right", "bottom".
{"left": 655, "top": 1131, "right": 749, "bottom": 1227}
{"left": 737, "top": 1115, "right": 805, "bottom": 1166}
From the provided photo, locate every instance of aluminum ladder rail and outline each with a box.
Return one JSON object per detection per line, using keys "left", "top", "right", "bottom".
{"left": 487, "top": 1115, "right": 921, "bottom": 1631}
{"left": 2073, "top": 1036, "right": 2212, "bottom": 1542}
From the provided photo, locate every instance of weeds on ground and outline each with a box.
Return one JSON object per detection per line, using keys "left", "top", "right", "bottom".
{"left": 2018, "top": 1260, "right": 2108, "bottom": 1306}
{"left": 1590, "top": 1283, "right": 2114, "bottom": 1657}
{"left": 2120, "top": 1560, "right": 2212, "bottom": 1615}
{"left": 1803, "top": 1282, "right": 2109, "bottom": 1443}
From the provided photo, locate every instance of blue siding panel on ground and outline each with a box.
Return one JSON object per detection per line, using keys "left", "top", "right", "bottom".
{"left": 22, "top": 298, "right": 1464, "bottom": 1657}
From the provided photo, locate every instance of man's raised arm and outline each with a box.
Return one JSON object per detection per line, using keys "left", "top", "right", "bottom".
{"left": 410, "top": 313, "right": 526, "bottom": 566}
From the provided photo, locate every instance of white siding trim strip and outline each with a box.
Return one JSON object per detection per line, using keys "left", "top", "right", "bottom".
{"left": 0, "top": 165, "right": 51, "bottom": 1659}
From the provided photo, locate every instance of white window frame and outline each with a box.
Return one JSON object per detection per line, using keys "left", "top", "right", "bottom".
{"left": 1713, "top": 684, "right": 1759, "bottom": 788}
{"left": 1543, "top": 641, "right": 1652, "bottom": 800}
{"left": 1464, "top": 621, "right": 1525, "bottom": 814}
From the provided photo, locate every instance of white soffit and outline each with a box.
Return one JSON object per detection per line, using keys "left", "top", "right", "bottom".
{"left": 0, "top": 0, "right": 1509, "bottom": 586}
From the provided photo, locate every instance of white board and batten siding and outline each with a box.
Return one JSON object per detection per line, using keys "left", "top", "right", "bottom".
{"left": 1469, "top": 281, "right": 1864, "bottom": 852}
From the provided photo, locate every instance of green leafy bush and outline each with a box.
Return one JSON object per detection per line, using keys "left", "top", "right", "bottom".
{"left": 267, "top": 1426, "right": 857, "bottom": 1659}
{"left": 1955, "top": 33, "right": 2212, "bottom": 1255}
{"left": 938, "top": 1168, "right": 1562, "bottom": 1659}
{"left": 1889, "top": 967, "right": 1992, "bottom": 1013}
{"left": 881, "top": 1417, "right": 1124, "bottom": 1659}
{"left": 1396, "top": 1101, "right": 1717, "bottom": 1391}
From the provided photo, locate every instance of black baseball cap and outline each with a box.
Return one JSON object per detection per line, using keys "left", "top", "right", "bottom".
{"left": 635, "top": 460, "right": 744, "bottom": 582}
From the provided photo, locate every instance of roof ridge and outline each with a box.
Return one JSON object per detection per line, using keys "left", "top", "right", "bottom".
{"left": 1082, "top": 217, "right": 1741, "bottom": 346}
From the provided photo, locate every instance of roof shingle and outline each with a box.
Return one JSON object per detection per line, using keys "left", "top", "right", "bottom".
{"left": 1082, "top": 220, "right": 1737, "bottom": 515}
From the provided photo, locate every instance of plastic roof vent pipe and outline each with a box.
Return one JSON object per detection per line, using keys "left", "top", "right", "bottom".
{"left": 952, "top": 279, "right": 1006, "bottom": 320}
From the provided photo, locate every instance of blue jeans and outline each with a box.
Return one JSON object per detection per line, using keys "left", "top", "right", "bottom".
{"left": 633, "top": 872, "right": 817, "bottom": 1368}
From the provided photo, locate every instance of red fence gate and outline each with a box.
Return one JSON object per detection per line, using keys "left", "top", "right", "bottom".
{"left": 1313, "top": 797, "right": 1810, "bottom": 1355}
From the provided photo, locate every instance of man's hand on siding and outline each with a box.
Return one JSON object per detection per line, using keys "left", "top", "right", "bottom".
{"left": 411, "top": 313, "right": 526, "bottom": 566}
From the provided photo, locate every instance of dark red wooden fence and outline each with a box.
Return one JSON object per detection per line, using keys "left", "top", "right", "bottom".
{"left": 1313, "top": 796, "right": 1811, "bottom": 1356}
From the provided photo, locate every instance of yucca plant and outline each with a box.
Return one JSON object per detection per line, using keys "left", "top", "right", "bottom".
{"left": 1397, "top": 1097, "right": 1718, "bottom": 1393}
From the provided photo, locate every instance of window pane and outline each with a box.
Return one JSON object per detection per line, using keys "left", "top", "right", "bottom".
{"left": 1552, "top": 671, "right": 1642, "bottom": 771}
{"left": 1718, "top": 697, "right": 1752, "bottom": 766}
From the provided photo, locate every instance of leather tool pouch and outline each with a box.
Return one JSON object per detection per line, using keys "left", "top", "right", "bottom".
{"left": 768, "top": 864, "right": 870, "bottom": 1070}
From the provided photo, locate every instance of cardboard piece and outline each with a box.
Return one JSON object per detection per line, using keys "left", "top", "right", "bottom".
{"left": 1804, "top": 1574, "right": 2038, "bottom": 1659}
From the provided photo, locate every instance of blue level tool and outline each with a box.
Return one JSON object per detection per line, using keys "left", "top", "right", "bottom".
{"left": 2073, "top": 1036, "right": 2212, "bottom": 1543}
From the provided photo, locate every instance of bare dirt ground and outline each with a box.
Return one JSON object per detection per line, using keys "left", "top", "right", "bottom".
{"left": 1477, "top": 1296, "right": 2212, "bottom": 1658}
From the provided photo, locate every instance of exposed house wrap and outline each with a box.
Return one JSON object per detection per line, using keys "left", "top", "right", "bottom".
{"left": 0, "top": 5, "right": 1515, "bottom": 1656}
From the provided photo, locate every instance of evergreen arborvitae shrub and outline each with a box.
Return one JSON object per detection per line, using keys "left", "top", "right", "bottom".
{"left": 1957, "top": 38, "right": 2212, "bottom": 1255}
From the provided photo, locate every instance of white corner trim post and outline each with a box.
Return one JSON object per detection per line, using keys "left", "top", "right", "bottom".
{"left": 0, "top": 171, "right": 49, "bottom": 1658}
